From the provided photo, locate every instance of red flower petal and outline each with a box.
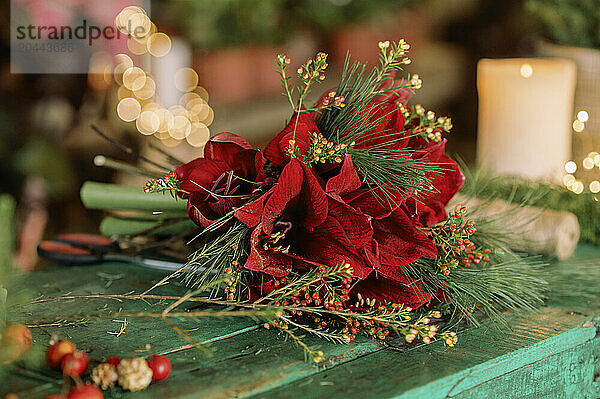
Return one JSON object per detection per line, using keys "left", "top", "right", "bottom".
{"left": 326, "top": 199, "right": 373, "bottom": 249}
{"left": 409, "top": 139, "right": 465, "bottom": 225}
{"left": 298, "top": 215, "right": 372, "bottom": 279}
{"left": 264, "top": 111, "right": 318, "bottom": 166}
{"left": 207, "top": 132, "right": 253, "bottom": 151}
{"left": 372, "top": 73, "right": 414, "bottom": 105}
{"left": 187, "top": 192, "right": 219, "bottom": 228}
{"left": 261, "top": 159, "right": 328, "bottom": 234}
{"left": 325, "top": 154, "right": 362, "bottom": 198}
{"left": 234, "top": 189, "right": 273, "bottom": 228}
{"left": 245, "top": 223, "right": 294, "bottom": 277}
{"left": 372, "top": 208, "right": 437, "bottom": 277}
{"left": 175, "top": 159, "right": 231, "bottom": 195}
{"left": 357, "top": 101, "right": 408, "bottom": 151}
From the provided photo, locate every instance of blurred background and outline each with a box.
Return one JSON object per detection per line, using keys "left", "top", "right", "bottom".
{"left": 1, "top": 0, "right": 599, "bottom": 270}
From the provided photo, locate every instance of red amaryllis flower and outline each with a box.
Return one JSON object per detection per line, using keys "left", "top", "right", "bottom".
{"left": 327, "top": 155, "right": 437, "bottom": 267}
{"left": 263, "top": 110, "right": 318, "bottom": 166}
{"left": 175, "top": 132, "right": 265, "bottom": 228}
{"left": 325, "top": 155, "right": 437, "bottom": 308}
{"left": 234, "top": 158, "right": 374, "bottom": 279}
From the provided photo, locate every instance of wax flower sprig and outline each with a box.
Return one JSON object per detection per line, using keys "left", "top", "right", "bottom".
{"left": 244, "top": 262, "right": 457, "bottom": 362}
{"left": 400, "top": 103, "right": 453, "bottom": 143}
{"left": 377, "top": 39, "right": 412, "bottom": 71}
{"left": 425, "top": 205, "right": 492, "bottom": 275}
{"left": 276, "top": 51, "right": 346, "bottom": 114}
{"left": 144, "top": 171, "right": 188, "bottom": 197}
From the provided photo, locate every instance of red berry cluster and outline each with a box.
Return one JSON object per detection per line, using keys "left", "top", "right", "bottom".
{"left": 224, "top": 260, "right": 243, "bottom": 301}
{"left": 43, "top": 338, "right": 172, "bottom": 398}
{"left": 429, "top": 205, "right": 492, "bottom": 275}
{"left": 297, "top": 52, "right": 329, "bottom": 82}
{"left": 144, "top": 171, "right": 178, "bottom": 194}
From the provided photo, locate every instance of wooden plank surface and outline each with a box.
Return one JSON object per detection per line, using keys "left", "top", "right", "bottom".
{"left": 1, "top": 244, "right": 599, "bottom": 398}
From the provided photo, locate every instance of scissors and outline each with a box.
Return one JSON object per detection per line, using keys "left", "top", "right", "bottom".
{"left": 37, "top": 233, "right": 189, "bottom": 272}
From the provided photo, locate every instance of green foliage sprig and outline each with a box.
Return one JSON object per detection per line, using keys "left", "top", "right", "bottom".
{"left": 313, "top": 40, "right": 443, "bottom": 206}
{"left": 460, "top": 166, "right": 600, "bottom": 246}
{"left": 405, "top": 209, "right": 547, "bottom": 326}
{"left": 526, "top": 0, "right": 600, "bottom": 48}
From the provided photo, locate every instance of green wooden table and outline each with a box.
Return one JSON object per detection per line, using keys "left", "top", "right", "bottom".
{"left": 2, "top": 245, "right": 600, "bottom": 399}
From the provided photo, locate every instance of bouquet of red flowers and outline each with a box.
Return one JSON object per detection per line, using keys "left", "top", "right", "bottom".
{"left": 83, "top": 40, "right": 544, "bottom": 361}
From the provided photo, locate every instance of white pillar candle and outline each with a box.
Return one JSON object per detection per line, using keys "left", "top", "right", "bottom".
{"left": 477, "top": 58, "right": 576, "bottom": 181}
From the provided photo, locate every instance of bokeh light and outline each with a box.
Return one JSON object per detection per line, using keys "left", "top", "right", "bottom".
{"left": 577, "top": 110, "right": 589, "bottom": 123}
{"left": 147, "top": 33, "right": 172, "bottom": 57}
{"left": 169, "top": 115, "right": 192, "bottom": 139}
{"left": 519, "top": 63, "right": 533, "bottom": 78}
{"left": 562, "top": 174, "right": 575, "bottom": 187}
{"left": 134, "top": 76, "right": 156, "bottom": 100}
{"left": 186, "top": 122, "right": 210, "bottom": 147}
{"left": 115, "top": 6, "right": 146, "bottom": 34}
{"left": 196, "top": 86, "right": 209, "bottom": 102}
{"left": 175, "top": 68, "right": 199, "bottom": 92}
{"left": 126, "top": 12, "right": 151, "bottom": 38}
{"left": 123, "top": 67, "right": 146, "bottom": 91}
{"left": 572, "top": 120, "right": 585, "bottom": 133}
{"left": 111, "top": 7, "right": 211, "bottom": 145}
{"left": 136, "top": 111, "right": 160, "bottom": 135}
{"left": 155, "top": 108, "right": 175, "bottom": 133}
{"left": 564, "top": 161, "right": 577, "bottom": 174}
{"left": 572, "top": 181, "right": 584, "bottom": 194}
{"left": 127, "top": 36, "right": 148, "bottom": 55}
{"left": 117, "top": 98, "right": 141, "bottom": 122}
{"left": 590, "top": 181, "right": 600, "bottom": 194}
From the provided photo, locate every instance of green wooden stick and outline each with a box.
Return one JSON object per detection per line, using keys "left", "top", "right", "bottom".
{"left": 80, "top": 181, "right": 187, "bottom": 212}
{"left": 100, "top": 216, "right": 196, "bottom": 237}
{"left": 0, "top": 194, "right": 16, "bottom": 269}
{"left": 0, "top": 194, "right": 15, "bottom": 325}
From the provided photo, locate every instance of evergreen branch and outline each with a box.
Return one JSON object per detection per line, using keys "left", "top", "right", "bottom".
{"left": 459, "top": 165, "right": 600, "bottom": 246}
{"left": 403, "top": 250, "right": 546, "bottom": 326}
{"left": 312, "top": 40, "right": 444, "bottom": 205}
{"left": 278, "top": 315, "right": 349, "bottom": 345}
{"left": 182, "top": 222, "right": 250, "bottom": 298}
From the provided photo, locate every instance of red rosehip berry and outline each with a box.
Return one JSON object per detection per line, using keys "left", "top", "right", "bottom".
{"left": 106, "top": 356, "right": 121, "bottom": 367}
{"left": 67, "top": 384, "right": 103, "bottom": 399}
{"left": 61, "top": 350, "right": 89, "bottom": 377}
{"left": 1, "top": 323, "right": 33, "bottom": 361}
{"left": 46, "top": 340, "right": 75, "bottom": 367}
{"left": 146, "top": 355, "right": 171, "bottom": 381}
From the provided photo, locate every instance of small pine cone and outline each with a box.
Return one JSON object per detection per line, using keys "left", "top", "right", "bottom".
{"left": 117, "top": 358, "right": 153, "bottom": 392}
{"left": 92, "top": 363, "right": 119, "bottom": 389}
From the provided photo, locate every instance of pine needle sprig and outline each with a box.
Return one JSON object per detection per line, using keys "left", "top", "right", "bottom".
{"left": 182, "top": 222, "right": 250, "bottom": 298}
{"left": 403, "top": 236, "right": 547, "bottom": 326}
{"left": 312, "top": 40, "right": 443, "bottom": 205}
{"left": 316, "top": 40, "right": 413, "bottom": 141}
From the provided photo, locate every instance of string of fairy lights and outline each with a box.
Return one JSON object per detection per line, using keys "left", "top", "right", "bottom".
{"left": 109, "top": 6, "right": 213, "bottom": 148}
{"left": 563, "top": 109, "right": 600, "bottom": 197}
